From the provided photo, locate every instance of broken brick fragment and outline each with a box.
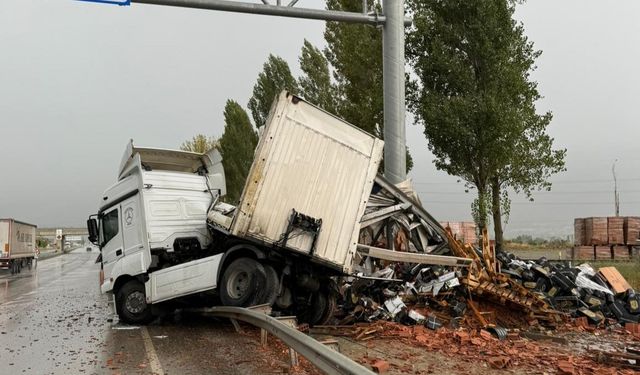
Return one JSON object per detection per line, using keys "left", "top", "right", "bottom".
{"left": 371, "top": 359, "right": 390, "bottom": 374}
{"left": 557, "top": 360, "right": 575, "bottom": 375}
{"left": 454, "top": 330, "right": 470, "bottom": 344}
{"left": 574, "top": 317, "right": 589, "bottom": 328}
{"left": 480, "top": 329, "right": 494, "bottom": 341}
{"left": 487, "top": 356, "right": 511, "bottom": 369}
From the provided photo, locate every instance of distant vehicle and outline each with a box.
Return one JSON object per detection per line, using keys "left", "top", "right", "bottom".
{"left": 86, "top": 246, "right": 92, "bottom": 252}
{"left": 0, "top": 219, "right": 37, "bottom": 274}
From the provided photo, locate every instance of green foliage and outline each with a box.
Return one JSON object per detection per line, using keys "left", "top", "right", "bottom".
{"left": 248, "top": 54, "right": 299, "bottom": 128}
{"left": 508, "top": 235, "right": 571, "bottom": 248}
{"left": 325, "top": 0, "right": 382, "bottom": 137}
{"left": 36, "top": 238, "right": 49, "bottom": 248}
{"left": 407, "top": 0, "right": 565, "bottom": 236}
{"left": 324, "top": 0, "right": 412, "bottom": 172}
{"left": 179, "top": 134, "right": 218, "bottom": 154}
{"left": 471, "top": 190, "right": 491, "bottom": 231}
{"left": 298, "top": 39, "right": 337, "bottom": 113}
{"left": 219, "top": 100, "right": 258, "bottom": 203}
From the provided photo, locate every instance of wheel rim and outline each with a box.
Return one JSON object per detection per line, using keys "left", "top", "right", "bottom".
{"left": 125, "top": 291, "right": 146, "bottom": 314}
{"left": 226, "top": 269, "right": 251, "bottom": 300}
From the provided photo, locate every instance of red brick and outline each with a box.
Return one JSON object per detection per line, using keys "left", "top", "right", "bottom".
{"left": 372, "top": 360, "right": 390, "bottom": 374}
{"left": 487, "top": 356, "right": 511, "bottom": 369}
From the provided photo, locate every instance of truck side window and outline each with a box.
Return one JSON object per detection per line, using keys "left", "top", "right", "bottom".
{"left": 101, "top": 209, "right": 119, "bottom": 245}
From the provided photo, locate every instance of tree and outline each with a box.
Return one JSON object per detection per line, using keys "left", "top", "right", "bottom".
{"left": 406, "top": 0, "right": 565, "bottom": 246}
{"left": 490, "top": 112, "right": 565, "bottom": 251}
{"left": 298, "top": 39, "right": 337, "bottom": 113}
{"left": 219, "top": 100, "right": 259, "bottom": 203}
{"left": 324, "top": 0, "right": 412, "bottom": 172}
{"left": 248, "top": 54, "right": 298, "bottom": 128}
{"left": 325, "top": 0, "right": 382, "bottom": 137}
{"left": 179, "top": 134, "right": 217, "bottom": 154}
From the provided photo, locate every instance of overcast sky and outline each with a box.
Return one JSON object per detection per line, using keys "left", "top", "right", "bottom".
{"left": 1, "top": 0, "right": 638, "bottom": 238}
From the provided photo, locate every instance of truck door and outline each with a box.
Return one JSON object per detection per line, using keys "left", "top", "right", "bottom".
{"left": 100, "top": 207, "right": 124, "bottom": 268}
{"left": 120, "top": 197, "right": 150, "bottom": 272}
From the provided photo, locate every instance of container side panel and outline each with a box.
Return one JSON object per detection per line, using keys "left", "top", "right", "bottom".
{"left": 233, "top": 93, "right": 382, "bottom": 270}
{"left": 9, "top": 222, "right": 36, "bottom": 257}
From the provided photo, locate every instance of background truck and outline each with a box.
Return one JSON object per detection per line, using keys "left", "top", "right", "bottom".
{"left": 88, "top": 92, "right": 451, "bottom": 325}
{"left": 0, "top": 218, "right": 37, "bottom": 274}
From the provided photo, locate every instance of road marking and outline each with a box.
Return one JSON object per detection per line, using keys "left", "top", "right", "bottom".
{"left": 141, "top": 326, "right": 165, "bottom": 375}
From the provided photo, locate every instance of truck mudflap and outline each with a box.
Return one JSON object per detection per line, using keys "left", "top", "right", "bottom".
{"left": 145, "top": 254, "right": 223, "bottom": 304}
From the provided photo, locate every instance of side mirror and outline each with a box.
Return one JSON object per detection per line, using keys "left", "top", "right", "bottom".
{"left": 87, "top": 217, "right": 99, "bottom": 245}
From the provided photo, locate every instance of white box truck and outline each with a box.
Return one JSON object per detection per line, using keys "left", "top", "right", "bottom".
{"left": 87, "top": 92, "right": 452, "bottom": 325}
{"left": 0, "top": 219, "right": 37, "bottom": 274}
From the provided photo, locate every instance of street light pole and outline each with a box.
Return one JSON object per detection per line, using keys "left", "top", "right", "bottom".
{"left": 382, "top": 0, "right": 406, "bottom": 184}
{"left": 612, "top": 159, "right": 620, "bottom": 216}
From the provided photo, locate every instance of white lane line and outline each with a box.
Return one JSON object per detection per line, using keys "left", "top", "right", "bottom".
{"left": 141, "top": 326, "right": 165, "bottom": 375}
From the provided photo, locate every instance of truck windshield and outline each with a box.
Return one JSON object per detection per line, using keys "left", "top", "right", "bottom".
{"left": 100, "top": 209, "right": 119, "bottom": 247}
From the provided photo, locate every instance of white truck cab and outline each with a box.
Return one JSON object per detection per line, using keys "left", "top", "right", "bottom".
{"left": 88, "top": 140, "right": 226, "bottom": 323}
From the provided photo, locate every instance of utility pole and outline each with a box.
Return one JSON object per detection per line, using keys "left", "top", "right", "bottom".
{"left": 86, "top": 0, "right": 410, "bottom": 183}
{"left": 612, "top": 159, "right": 620, "bottom": 216}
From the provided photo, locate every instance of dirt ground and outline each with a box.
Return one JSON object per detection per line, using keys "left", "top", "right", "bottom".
{"left": 303, "top": 322, "right": 640, "bottom": 375}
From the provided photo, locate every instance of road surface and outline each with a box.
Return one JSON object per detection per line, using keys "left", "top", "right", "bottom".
{"left": 0, "top": 250, "right": 298, "bottom": 374}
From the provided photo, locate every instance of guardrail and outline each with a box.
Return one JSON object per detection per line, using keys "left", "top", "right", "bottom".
{"left": 190, "top": 306, "right": 374, "bottom": 375}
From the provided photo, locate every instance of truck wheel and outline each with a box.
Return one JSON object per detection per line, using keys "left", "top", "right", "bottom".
{"left": 115, "top": 280, "right": 154, "bottom": 325}
{"left": 316, "top": 291, "right": 337, "bottom": 325}
{"left": 10, "top": 261, "right": 15, "bottom": 275}
{"left": 256, "top": 264, "right": 279, "bottom": 306}
{"left": 302, "top": 291, "right": 336, "bottom": 326}
{"left": 219, "top": 258, "right": 265, "bottom": 307}
{"left": 27, "top": 259, "right": 32, "bottom": 271}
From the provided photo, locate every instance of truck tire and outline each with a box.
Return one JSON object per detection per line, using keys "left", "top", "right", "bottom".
{"left": 316, "top": 291, "right": 337, "bottom": 325}
{"left": 302, "top": 291, "right": 336, "bottom": 326}
{"left": 115, "top": 280, "right": 154, "bottom": 325}
{"left": 255, "top": 264, "right": 279, "bottom": 306}
{"left": 219, "top": 257, "right": 265, "bottom": 307}
{"left": 10, "top": 261, "right": 15, "bottom": 275}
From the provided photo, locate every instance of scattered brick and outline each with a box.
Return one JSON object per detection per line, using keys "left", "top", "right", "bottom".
{"left": 371, "top": 359, "right": 390, "bottom": 374}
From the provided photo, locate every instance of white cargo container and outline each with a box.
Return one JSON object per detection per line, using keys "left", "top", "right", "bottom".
{"left": 231, "top": 93, "right": 384, "bottom": 273}
{"left": 0, "top": 218, "right": 37, "bottom": 274}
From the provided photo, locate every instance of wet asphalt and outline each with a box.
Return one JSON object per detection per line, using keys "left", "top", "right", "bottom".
{"left": 0, "top": 250, "right": 289, "bottom": 375}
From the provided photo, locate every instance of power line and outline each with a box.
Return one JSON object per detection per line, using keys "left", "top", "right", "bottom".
{"left": 418, "top": 190, "right": 640, "bottom": 195}
{"left": 421, "top": 201, "right": 640, "bottom": 205}
{"left": 412, "top": 177, "right": 640, "bottom": 185}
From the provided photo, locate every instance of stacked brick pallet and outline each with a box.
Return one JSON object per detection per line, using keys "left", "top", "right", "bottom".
{"left": 625, "top": 217, "right": 640, "bottom": 245}
{"left": 573, "top": 216, "right": 640, "bottom": 260}
{"left": 584, "top": 217, "right": 608, "bottom": 245}
{"left": 440, "top": 221, "right": 477, "bottom": 245}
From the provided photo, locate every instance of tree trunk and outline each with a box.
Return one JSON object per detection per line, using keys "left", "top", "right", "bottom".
{"left": 476, "top": 185, "right": 488, "bottom": 248}
{"left": 491, "top": 177, "right": 504, "bottom": 252}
